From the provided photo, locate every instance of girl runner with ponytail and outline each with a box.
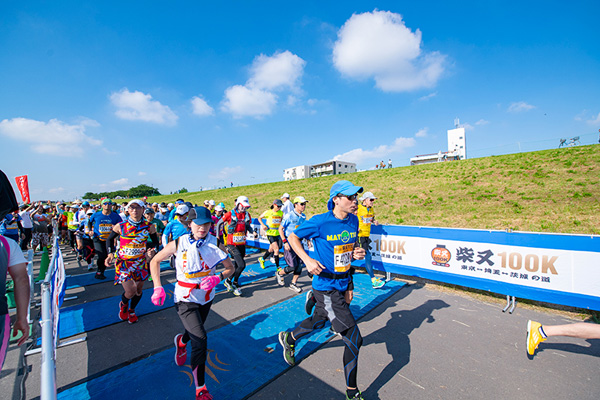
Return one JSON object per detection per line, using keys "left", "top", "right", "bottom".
{"left": 150, "top": 206, "right": 234, "bottom": 400}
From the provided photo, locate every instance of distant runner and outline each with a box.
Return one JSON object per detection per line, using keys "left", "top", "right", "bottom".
{"left": 356, "top": 192, "right": 385, "bottom": 289}
{"left": 275, "top": 196, "right": 308, "bottom": 293}
{"left": 258, "top": 199, "right": 284, "bottom": 271}
{"left": 88, "top": 198, "right": 122, "bottom": 279}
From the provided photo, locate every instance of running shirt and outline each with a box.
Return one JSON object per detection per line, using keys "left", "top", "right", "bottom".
{"left": 292, "top": 210, "right": 359, "bottom": 292}
{"left": 281, "top": 200, "right": 294, "bottom": 216}
{"left": 67, "top": 211, "right": 79, "bottom": 230}
{"left": 89, "top": 211, "right": 122, "bottom": 241}
{"left": 280, "top": 210, "right": 306, "bottom": 238}
{"left": 117, "top": 220, "right": 151, "bottom": 261}
{"left": 356, "top": 204, "right": 375, "bottom": 237}
{"left": 262, "top": 209, "right": 283, "bottom": 236}
{"left": 174, "top": 234, "right": 227, "bottom": 304}
{"left": 0, "top": 235, "right": 27, "bottom": 316}
{"left": 162, "top": 219, "right": 188, "bottom": 244}
{"left": 222, "top": 210, "right": 252, "bottom": 246}
{"left": 19, "top": 211, "right": 33, "bottom": 229}
{"left": 0, "top": 214, "right": 21, "bottom": 237}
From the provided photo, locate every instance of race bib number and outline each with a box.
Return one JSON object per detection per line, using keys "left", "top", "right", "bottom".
{"left": 361, "top": 216, "right": 373, "bottom": 224}
{"left": 270, "top": 217, "right": 282, "bottom": 228}
{"left": 232, "top": 232, "right": 246, "bottom": 244}
{"left": 99, "top": 224, "right": 112, "bottom": 233}
{"left": 119, "top": 243, "right": 145, "bottom": 257}
{"left": 182, "top": 250, "right": 210, "bottom": 278}
{"left": 333, "top": 243, "right": 353, "bottom": 272}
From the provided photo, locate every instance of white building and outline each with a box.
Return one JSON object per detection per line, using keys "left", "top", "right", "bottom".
{"left": 283, "top": 165, "right": 311, "bottom": 181}
{"left": 410, "top": 119, "right": 467, "bottom": 165}
{"left": 283, "top": 160, "right": 357, "bottom": 181}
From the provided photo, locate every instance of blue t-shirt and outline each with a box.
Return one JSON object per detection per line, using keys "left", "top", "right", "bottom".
{"left": 168, "top": 209, "right": 177, "bottom": 222}
{"left": 163, "top": 220, "right": 188, "bottom": 243}
{"left": 280, "top": 210, "right": 306, "bottom": 238}
{"left": 89, "top": 211, "right": 122, "bottom": 241}
{"left": 292, "top": 210, "right": 359, "bottom": 292}
{"left": 0, "top": 214, "right": 22, "bottom": 237}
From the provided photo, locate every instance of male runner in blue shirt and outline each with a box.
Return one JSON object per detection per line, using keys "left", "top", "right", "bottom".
{"left": 279, "top": 180, "right": 366, "bottom": 400}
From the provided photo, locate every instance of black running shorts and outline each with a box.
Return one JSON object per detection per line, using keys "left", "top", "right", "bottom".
{"left": 312, "top": 288, "right": 356, "bottom": 333}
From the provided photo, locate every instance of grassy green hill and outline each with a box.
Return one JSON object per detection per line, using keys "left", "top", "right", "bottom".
{"left": 149, "top": 144, "right": 600, "bottom": 235}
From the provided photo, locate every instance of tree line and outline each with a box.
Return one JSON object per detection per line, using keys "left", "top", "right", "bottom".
{"left": 82, "top": 184, "right": 161, "bottom": 200}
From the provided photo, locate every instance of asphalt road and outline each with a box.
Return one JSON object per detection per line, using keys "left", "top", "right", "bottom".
{"left": 2, "top": 244, "right": 599, "bottom": 400}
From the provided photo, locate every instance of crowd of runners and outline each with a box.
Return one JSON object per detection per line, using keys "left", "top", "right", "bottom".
{"left": 3, "top": 176, "right": 599, "bottom": 400}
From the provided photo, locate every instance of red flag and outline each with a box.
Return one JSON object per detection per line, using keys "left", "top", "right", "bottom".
{"left": 15, "top": 175, "right": 30, "bottom": 204}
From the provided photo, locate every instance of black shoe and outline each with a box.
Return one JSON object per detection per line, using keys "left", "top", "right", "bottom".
{"left": 95, "top": 272, "right": 106, "bottom": 280}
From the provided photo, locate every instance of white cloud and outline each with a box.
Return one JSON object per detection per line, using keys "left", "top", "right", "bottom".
{"left": 138, "top": 171, "right": 147, "bottom": 176}
{"left": 96, "top": 178, "right": 129, "bottom": 191}
{"left": 332, "top": 10, "right": 446, "bottom": 92}
{"left": 110, "top": 88, "right": 178, "bottom": 125}
{"left": 333, "top": 136, "right": 416, "bottom": 165}
{"left": 0, "top": 117, "right": 102, "bottom": 157}
{"left": 191, "top": 96, "right": 215, "bottom": 117}
{"left": 210, "top": 166, "right": 243, "bottom": 180}
{"left": 463, "top": 123, "right": 475, "bottom": 131}
{"left": 415, "top": 128, "right": 428, "bottom": 137}
{"left": 48, "top": 187, "right": 65, "bottom": 194}
{"left": 508, "top": 101, "right": 536, "bottom": 113}
{"left": 586, "top": 112, "right": 600, "bottom": 125}
{"left": 418, "top": 92, "right": 437, "bottom": 101}
{"left": 221, "top": 86, "right": 277, "bottom": 119}
{"left": 248, "top": 51, "right": 306, "bottom": 92}
{"left": 475, "top": 119, "right": 490, "bottom": 126}
{"left": 221, "top": 51, "right": 306, "bottom": 118}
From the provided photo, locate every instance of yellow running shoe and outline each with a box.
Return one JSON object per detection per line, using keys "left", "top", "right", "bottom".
{"left": 258, "top": 257, "right": 265, "bottom": 269}
{"left": 526, "top": 320, "right": 546, "bottom": 356}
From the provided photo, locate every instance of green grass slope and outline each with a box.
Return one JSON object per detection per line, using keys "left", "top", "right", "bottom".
{"left": 149, "top": 144, "right": 600, "bottom": 235}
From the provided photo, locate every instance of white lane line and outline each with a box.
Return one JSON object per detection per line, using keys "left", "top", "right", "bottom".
{"left": 452, "top": 320, "right": 471, "bottom": 328}
{"left": 398, "top": 374, "right": 425, "bottom": 390}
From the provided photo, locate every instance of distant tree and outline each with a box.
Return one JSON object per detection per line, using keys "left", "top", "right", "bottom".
{"left": 81, "top": 184, "right": 160, "bottom": 201}
{"left": 178, "top": 187, "right": 189, "bottom": 194}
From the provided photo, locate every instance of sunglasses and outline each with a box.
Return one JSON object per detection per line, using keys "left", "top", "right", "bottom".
{"left": 337, "top": 194, "right": 358, "bottom": 201}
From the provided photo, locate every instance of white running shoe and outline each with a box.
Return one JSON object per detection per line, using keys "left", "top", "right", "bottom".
{"left": 289, "top": 283, "right": 302, "bottom": 293}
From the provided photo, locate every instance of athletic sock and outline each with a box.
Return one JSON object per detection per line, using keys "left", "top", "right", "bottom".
{"left": 539, "top": 325, "right": 548, "bottom": 338}
{"left": 346, "top": 388, "right": 359, "bottom": 398}
{"left": 130, "top": 293, "right": 142, "bottom": 309}
{"left": 274, "top": 255, "right": 279, "bottom": 267}
{"left": 121, "top": 294, "right": 130, "bottom": 306}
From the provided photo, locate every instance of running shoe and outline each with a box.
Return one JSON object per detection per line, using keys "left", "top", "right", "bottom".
{"left": 346, "top": 390, "right": 365, "bottom": 399}
{"left": 87, "top": 264, "right": 94, "bottom": 271}
{"left": 128, "top": 309, "right": 138, "bottom": 324}
{"left": 278, "top": 331, "right": 295, "bottom": 366}
{"left": 118, "top": 301, "right": 129, "bottom": 321}
{"left": 371, "top": 277, "right": 385, "bottom": 289}
{"left": 77, "top": 255, "right": 83, "bottom": 261}
{"left": 174, "top": 333, "right": 187, "bottom": 366}
{"left": 305, "top": 290, "right": 316, "bottom": 315}
{"left": 276, "top": 269, "right": 284, "bottom": 286}
{"left": 196, "top": 389, "right": 213, "bottom": 400}
{"left": 270, "top": 256, "right": 275, "bottom": 264}
{"left": 526, "top": 320, "right": 546, "bottom": 356}
{"left": 232, "top": 282, "right": 242, "bottom": 297}
{"left": 95, "top": 272, "right": 106, "bottom": 280}
{"left": 289, "top": 282, "right": 302, "bottom": 293}
{"left": 223, "top": 279, "right": 234, "bottom": 293}
{"left": 258, "top": 257, "right": 265, "bottom": 269}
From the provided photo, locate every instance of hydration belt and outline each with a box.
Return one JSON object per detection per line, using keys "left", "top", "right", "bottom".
{"left": 318, "top": 270, "right": 351, "bottom": 280}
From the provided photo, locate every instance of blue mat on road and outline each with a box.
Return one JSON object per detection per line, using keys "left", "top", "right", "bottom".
{"left": 65, "top": 261, "right": 171, "bottom": 289}
{"left": 57, "top": 274, "right": 405, "bottom": 400}
{"left": 42, "top": 259, "right": 284, "bottom": 345}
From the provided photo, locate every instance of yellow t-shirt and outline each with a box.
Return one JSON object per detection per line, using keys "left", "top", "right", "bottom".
{"left": 262, "top": 209, "right": 283, "bottom": 236}
{"left": 357, "top": 204, "right": 375, "bottom": 237}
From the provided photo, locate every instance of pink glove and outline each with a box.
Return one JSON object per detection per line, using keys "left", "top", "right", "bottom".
{"left": 151, "top": 287, "right": 166, "bottom": 306}
{"left": 200, "top": 275, "right": 221, "bottom": 292}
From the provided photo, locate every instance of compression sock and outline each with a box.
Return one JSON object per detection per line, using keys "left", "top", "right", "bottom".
{"left": 274, "top": 254, "right": 280, "bottom": 267}
{"left": 121, "top": 293, "right": 130, "bottom": 307}
{"left": 129, "top": 293, "right": 142, "bottom": 310}
{"left": 346, "top": 388, "right": 359, "bottom": 398}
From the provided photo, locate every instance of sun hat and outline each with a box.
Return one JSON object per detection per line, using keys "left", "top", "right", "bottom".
{"left": 359, "top": 192, "right": 377, "bottom": 201}
{"left": 235, "top": 196, "right": 250, "bottom": 207}
{"left": 293, "top": 196, "right": 308, "bottom": 204}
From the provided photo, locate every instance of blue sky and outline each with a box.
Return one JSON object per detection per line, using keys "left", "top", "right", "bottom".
{"left": 1, "top": 1, "right": 599, "bottom": 201}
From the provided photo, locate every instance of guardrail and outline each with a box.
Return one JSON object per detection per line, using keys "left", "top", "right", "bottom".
{"left": 245, "top": 219, "right": 600, "bottom": 311}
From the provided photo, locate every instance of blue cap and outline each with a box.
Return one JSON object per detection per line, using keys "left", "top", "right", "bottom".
{"left": 327, "top": 180, "right": 363, "bottom": 210}
{"left": 175, "top": 200, "right": 184, "bottom": 204}
{"left": 188, "top": 206, "right": 213, "bottom": 225}
{"left": 82, "top": 201, "right": 90, "bottom": 206}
